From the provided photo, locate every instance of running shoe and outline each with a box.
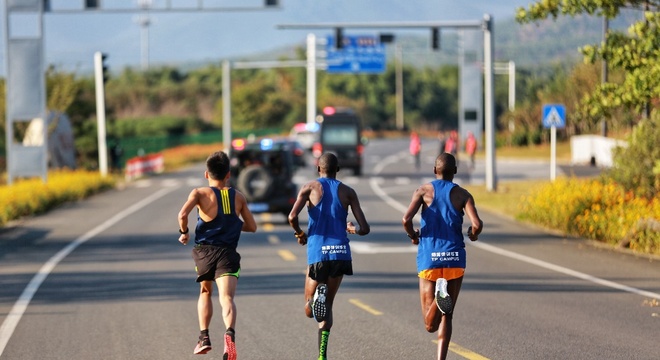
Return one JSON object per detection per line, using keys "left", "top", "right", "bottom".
{"left": 312, "top": 283, "right": 328, "bottom": 322}
{"left": 435, "top": 278, "right": 453, "bottom": 314}
{"left": 223, "top": 332, "right": 237, "bottom": 360}
{"left": 193, "top": 336, "right": 212, "bottom": 355}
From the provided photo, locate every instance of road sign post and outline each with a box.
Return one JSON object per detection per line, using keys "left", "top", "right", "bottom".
{"left": 542, "top": 104, "right": 566, "bottom": 181}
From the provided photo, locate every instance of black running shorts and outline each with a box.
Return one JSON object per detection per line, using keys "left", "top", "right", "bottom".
{"left": 308, "top": 260, "right": 353, "bottom": 282}
{"left": 192, "top": 244, "right": 241, "bottom": 282}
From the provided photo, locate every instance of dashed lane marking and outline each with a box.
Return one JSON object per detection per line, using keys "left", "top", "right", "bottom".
{"left": 440, "top": 341, "right": 491, "bottom": 360}
{"left": 268, "top": 235, "right": 280, "bottom": 245}
{"left": 348, "top": 299, "right": 383, "bottom": 316}
{"left": 277, "top": 249, "right": 297, "bottom": 261}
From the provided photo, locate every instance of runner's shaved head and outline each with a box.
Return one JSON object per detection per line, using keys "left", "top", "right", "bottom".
{"left": 318, "top": 153, "right": 339, "bottom": 174}
{"left": 435, "top": 153, "right": 457, "bottom": 178}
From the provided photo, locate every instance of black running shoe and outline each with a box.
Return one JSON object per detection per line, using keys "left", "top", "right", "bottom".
{"left": 194, "top": 336, "right": 212, "bottom": 355}
{"left": 312, "top": 283, "right": 328, "bottom": 322}
{"left": 435, "top": 278, "right": 453, "bottom": 314}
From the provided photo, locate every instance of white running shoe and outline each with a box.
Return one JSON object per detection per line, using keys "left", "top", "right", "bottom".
{"left": 435, "top": 278, "right": 453, "bottom": 314}
{"left": 312, "top": 284, "right": 328, "bottom": 322}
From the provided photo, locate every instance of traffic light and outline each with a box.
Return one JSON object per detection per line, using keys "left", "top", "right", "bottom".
{"left": 85, "top": 0, "right": 100, "bottom": 9}
{"left": 431, "top": 28, "right": 440, "bottom": 51}
{"left": 43, "top": 0, "right": 51, "bottom": 11}
{"left": 335, "top": 28, "right": 344, "bottom": 49}
{"left": 101, "top": 53, "right": 109, "bottom": 83}
{"left": 379, "top": 33, "right": 395, "bottom": 44}
{"left": 265, "top": 0, "right": 278, "bottom": 6}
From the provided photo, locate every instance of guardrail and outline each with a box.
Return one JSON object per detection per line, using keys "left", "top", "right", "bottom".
{"left": 124, "top": 153, "right": 164, "bottom": 181}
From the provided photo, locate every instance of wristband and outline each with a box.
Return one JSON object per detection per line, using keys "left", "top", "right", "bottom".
{"left": 179, "top": 228, "right": 189, "bottom": 234}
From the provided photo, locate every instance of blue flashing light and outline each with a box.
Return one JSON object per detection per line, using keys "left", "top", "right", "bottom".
{"left": 305, "top": 122, "right": 320, "bottom": 132}
{"left": 260, "top": 138, "right": 274, "bottom": 150}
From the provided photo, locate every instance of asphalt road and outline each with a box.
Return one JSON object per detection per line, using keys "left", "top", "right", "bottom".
{"left": 0, "top": 138, "right": 658, "bottom": 360}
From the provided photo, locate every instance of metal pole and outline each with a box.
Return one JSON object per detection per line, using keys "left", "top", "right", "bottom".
{"left": 483, "top": 14, "right": 496, "bottom": 192}
{"left": 4, "top": 1, "right": 12, "bottom": 184}
{"left": 306, "top": 33, "right": 317, "bottom": 125}
{"left": 94, "top": 52, "right": 108, "bottom": 177}
{"left": 222, "top": 60, "right": 232, "bottom": 155}
{"left": 395, "top": 43, "right": 404, "bottom": 130}
{"left": 550, "top": 125, "right": 557, "bottom": 181}
{"left": 601, "top": 17, "right": 608, "bottom": 136}
{"left": 139, "top": 15, "right": 150, "bottom": 70}
{"left": 508, "top": 60, "right": 515, "bottom": 111}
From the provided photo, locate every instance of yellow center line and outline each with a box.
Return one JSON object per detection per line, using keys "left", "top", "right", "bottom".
{"left": 262, "top": 223, "right": 274, "bottom": 232}
{"left": 348, "top": 299, "right": 383, "bottom": 316}
{"left": 267, "top": 235, "right": 280, "bottom": 245}
{"left": 433, "top": 340, "right": 491, "bottom": 360}
{"left": 277, "top": 249, "right": 297, "bottom": 261}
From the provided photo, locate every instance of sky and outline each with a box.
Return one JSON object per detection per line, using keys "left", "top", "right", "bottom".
{"left": 1, "top": 0, "right": 532, "bottom": 76}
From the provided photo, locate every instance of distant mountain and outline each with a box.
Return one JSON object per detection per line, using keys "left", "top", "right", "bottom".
{"left": 204, "top": 7, "right": 646, "bottom": 72}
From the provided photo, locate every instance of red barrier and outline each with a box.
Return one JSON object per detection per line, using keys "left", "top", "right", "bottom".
{"left": 125, "top": 153, "right": 164, "bottom": 180}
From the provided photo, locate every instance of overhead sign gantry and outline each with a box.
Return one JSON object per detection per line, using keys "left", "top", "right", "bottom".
{"left": 278, "top": 16, "right": 498, "bottom": 191}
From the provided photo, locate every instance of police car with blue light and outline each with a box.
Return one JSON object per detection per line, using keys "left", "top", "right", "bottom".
{"left": 229, "top": 137, "right": 304, "bottom": 215}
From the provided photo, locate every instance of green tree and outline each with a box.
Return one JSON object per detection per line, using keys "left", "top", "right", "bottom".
{"left": 607, "top": 112, "right": 660, "bottom": 199}
{"left": 516, "top": 0, "right": 660, "bottom": 120}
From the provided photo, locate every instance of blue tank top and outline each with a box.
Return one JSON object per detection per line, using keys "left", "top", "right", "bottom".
{"left": 306, "top": 178, "right": 351, "bottom": 264}
{"left": 195, "top": 187, "right": 243, "bottom": 248}
{"left": 417, "top": 180, "right": 466, "bottom": 272}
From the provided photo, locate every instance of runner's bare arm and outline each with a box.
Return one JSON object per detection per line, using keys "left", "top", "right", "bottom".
{"left": 177, "top": 188, "right": 200, "bottom": 245}
{"left": 402, "top": 186, "right": 425, "bottom": 245}
{"left": 347, "top": 187, "right": 370, "bottom": 235}
{"left": 463, "top": 191, "right": 483, "bottom": 241}
{"left": 288, "top": 182, "right": 313, "bottom": 245}
{"left": 235, "top": 191, "right": 257, "bottom": 232}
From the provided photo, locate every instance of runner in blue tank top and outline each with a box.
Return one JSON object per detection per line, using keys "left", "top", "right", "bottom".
{"left": 288, "top": 153, "right": 370, "bottom": 360}
{"left": 402, "top": 153, "right": 483, "bottom": 360}
{"left": 177, "top": 151, "right": 257, "bottom": 360}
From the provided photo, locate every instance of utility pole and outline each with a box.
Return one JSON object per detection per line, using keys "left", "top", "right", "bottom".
{"left": 601, "top": 16, "right": 608, "bottom": 136}
{"left": 395, "top": 43, "right": 404, "bottom": 130}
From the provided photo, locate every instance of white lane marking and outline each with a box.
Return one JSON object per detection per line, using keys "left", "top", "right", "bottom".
{"left": 368, "top": 149, "right": 660, "bottom": 301}
{"left": 351, "top": 241, "right": 417, "bottom": 254}
{"left": 469, "top": 241, "right": 660, "bottom": 300}
{"left": 0, "top": 187, "right": 177, "bottom": 356}
{"left": 187, "top": 177, "right": 203, "bottom": 186}
{"left": 394, "top": 177, "right": 410, "bottom": 185}
{"left": 161, "top": 179, "right": 180, "bottom": 187}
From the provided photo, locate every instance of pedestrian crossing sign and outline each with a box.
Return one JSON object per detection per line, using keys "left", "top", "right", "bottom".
{"left": 542, "top": 104, "right": 566, "bottom": 128}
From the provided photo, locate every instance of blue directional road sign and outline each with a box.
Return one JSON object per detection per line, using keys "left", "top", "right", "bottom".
{"left": 542, "top": 104, "right": 566, "bottom": 128}
{"left": 326, "top": 35, "right": 386, "bottom": 74}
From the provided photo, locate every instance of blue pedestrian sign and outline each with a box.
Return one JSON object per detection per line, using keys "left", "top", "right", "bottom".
{"left": 542, "top": 104, "right": 566, "bottom": 128}
{"left": 326, "top": 35, "right": 386, "bottom": 74}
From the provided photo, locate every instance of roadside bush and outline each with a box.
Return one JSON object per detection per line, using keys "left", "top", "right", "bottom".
{"left": 161, "top": 142, "right": 224, "bottom": 170}
{"left": 606, "top": 113, "right": 660, "bottom": 200}
{"left": 519, "top": 178, "right": 660, "bottom": 255}
{"left": 0, "top": 170, "right": 115, "bottom": 226}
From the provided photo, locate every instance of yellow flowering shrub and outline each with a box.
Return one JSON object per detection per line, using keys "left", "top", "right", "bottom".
{"left": 161, "top": 143, "right": 224, "bottom": 170}
{"left": 519, "top": 178, "right": 660, "bottom": 255}
{"left": 0, "top": 170, "right": 115, "bottom": 226}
